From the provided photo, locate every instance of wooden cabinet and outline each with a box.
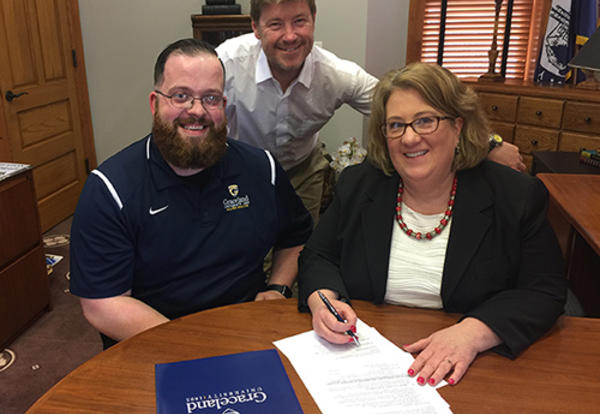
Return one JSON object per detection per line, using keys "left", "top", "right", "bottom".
{"left": 469, "top": 81, "right": 600, "bottom": 172}
{"left": 191, "top": 14, "right": 252, "bottom": 46}
{"left": 562, "top": 101, "right": 600, "bottom": 135}
{"left": 479, "top": 93, "right": 518, "bottom": 123}
{"left": 0, "top": 165, "right": 49, "bottom": 348}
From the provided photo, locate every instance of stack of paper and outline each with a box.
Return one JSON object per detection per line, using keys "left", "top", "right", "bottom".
{"left": 274, "top": 319, "right": 452, "bottom": 413}
{"left": 0, "top": 162, "right": 30, "bottom": 180}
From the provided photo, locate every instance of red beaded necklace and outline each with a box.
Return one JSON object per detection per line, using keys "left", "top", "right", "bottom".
{"left": 395, "top": 176, "right": 457, "bottom": 240}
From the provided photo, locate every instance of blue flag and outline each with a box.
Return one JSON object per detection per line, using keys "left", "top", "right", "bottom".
{"left": 534, "top": 0, "right": 574, "bottom": 85}
{"left": 572, "top": 0, "right": 598, "bottom": 83}
{"left": 574, "top": 0, "right": 597, "bottom": 45}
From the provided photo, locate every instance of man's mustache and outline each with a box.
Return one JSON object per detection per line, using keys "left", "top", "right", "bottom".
{"left": 176, "top": 116, "right": 213, "bottom": 127}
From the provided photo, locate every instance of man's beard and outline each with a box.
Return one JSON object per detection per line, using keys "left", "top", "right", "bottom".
{"left": 152, "top": 110, "right": 228, "bottom": 170}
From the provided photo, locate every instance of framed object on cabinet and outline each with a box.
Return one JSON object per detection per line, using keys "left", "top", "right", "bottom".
{"left": 191, "top": 14, "right": 252, "bottom": 46}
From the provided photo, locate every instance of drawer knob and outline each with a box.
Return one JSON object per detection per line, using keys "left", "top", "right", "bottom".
{"left": 535, "top": 111, "right": 542, "bottom": 117}
{"left": 584, "top": 117, "right": 592, "bottom": 123}
{"left": 491, "top": 105, "right": 498, "bottom": 112}
{"left": 531, "top": 139, "right": 538, "bottom": 146}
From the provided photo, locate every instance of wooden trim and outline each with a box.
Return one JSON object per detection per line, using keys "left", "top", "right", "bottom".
{"left": 524, "top": 0, "right": 544, "bottom": 79}
{"left": 406, "top": 0, "right": 426, "bottom": 64}
{"left": 0, "top": 101, "right": 10, "bottom": 159}
{"left": 539, "top": 0, "right": 551, "bottom": 42}
{"left": 0, "top": 2, "right": 14, "bottom": 159}
{"left": 466, "top": 78, "right": 600, "bottom": 103}
{"left": 65, "top": 0, "right": 97, "bottom": 170}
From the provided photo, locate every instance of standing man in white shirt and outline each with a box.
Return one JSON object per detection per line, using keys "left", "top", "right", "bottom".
{"left": 216, "top": 0, "right": 525, "bottom": 224}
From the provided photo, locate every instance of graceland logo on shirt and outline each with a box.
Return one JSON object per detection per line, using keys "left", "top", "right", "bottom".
{"left": 228, "top": 184, "right": 239, "bottom": 197}
{"left": 223, "top": 195, "right": 250, "bottom": 211}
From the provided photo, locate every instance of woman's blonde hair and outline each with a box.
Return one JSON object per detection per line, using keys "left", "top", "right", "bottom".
{"left": 367, "top": 62, "right": 490, "bottom": 175}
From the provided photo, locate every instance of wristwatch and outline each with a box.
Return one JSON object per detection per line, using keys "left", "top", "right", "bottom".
{"left": 489, "top": 133, "right": 503, "bottom": 152}
{"left": 263, "top": 284, "right": 293, "bottom": 298}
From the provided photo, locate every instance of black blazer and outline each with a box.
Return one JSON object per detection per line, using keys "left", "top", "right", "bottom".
{"left": 298, "top": 160, "right": 567, "bottom": 358}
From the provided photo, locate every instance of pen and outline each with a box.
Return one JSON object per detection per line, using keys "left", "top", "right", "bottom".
{"left": 317, "top": 290, "right": 360, "bottom": 346}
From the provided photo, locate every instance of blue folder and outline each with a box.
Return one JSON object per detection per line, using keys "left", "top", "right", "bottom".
{"left": 155, "top": 349, "right": 303, "bottom": 413}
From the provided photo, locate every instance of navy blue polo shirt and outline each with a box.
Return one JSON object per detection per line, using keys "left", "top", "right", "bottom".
{"left": 70, "top": 135, "right": 312, "bottom": 319}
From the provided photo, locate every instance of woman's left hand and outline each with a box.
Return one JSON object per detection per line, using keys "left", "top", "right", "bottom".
{"left": 403, "top": 317, "right": 501, "bottom": 386}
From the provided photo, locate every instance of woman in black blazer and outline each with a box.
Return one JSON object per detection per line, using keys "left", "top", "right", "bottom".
{"left": 298, "top": 63, "right": 566, "bottom": 387}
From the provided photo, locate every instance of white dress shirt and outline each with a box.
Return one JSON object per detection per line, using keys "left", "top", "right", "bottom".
{"left": 216, "top": 33, "right": 378, "bottom": 170}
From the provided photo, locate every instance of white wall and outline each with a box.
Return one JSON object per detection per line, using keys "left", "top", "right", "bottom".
{"left": 366, "top": 0, "right": 409, "bottom": 78}
{"left": 79, "top": 0, "right": 408, "bottom": 163}
{"left": 79, "top": 0, "right": 206, "bottom": 162}
{"left": 362, "top": 0, "right": 409, "bottom": 146}
{"left": 313, "top": 0, "right": 368, "bottom": 153}
{"left": 316, "top": 0, "right": 409, "bottom": 151}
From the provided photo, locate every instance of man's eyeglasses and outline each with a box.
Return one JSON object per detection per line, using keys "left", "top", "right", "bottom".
{"left": 381, "top": 116, "right": 454, "bottom": 139}
{"left": 154, "top": 90, "right": 225, "bottom": 110}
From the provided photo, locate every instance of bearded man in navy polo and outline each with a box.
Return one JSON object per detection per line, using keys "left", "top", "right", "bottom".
{"left": 70, "top": 38, "right": 312, "bottom": 348}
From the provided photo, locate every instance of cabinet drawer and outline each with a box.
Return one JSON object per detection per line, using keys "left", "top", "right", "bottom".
{"left": 514, "top": 125, "right": 559, "bottom": 154}
{"left": 489, "top": 121, "right": 515, "bottom": 143}
{"left": 558, "top": 132, "right": 600, "bottom": 152}
{"left": 479, "top": 93, "right": 518, "bottom": 122}
{"left": 517, "top": 97, "right": 563, "bottom": 128}
{"left": 562, "top": 101, "right": 600, "bottom": 134}
{"left": 0, "top": 172, "right": 41, "bottom": 269}
{"left": 0, "top": 244, "right": 49, "bottom": 347}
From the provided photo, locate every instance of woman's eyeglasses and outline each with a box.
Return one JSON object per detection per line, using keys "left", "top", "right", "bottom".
{"left": 382, "top": 116, "right": 454, "bottom": 139}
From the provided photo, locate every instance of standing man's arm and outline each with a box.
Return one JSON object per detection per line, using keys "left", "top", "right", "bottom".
{"left": 487, "top": 141, "right": 527, "bottom": 172}
{"left": 255, "top": 245, "right": 304, "bottom": 300}
{"left": 80, "top": 292, "right": 169, "bottom": 341}
{"left": 346, "top": 64, "right": 379, "bottom": 116}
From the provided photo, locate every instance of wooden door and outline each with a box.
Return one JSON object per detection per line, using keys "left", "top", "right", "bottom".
{"left": 0, "top": 0, "right": 94, "bottom": 232}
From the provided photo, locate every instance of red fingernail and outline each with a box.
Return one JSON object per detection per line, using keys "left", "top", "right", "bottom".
{"left": 347, "top": 337, "right": 354, "bottom": 343}
{"left": 407, "top": 368, "right": 415, "bottom": 376}
{"left": 417, "top": 377, "right": 425, "bottom": 385}
{"left": 428, "top": 378, "right": 435, "bottom": 385}
{"left": 351, "top": 325, "right": 356, "bottom": 333}
{"left": 448, "top": 378, "right": 455, "bottom": 385}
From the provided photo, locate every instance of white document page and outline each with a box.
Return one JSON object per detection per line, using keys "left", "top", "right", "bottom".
{"left": 274, "top": 319, "right": 452, "bottom": 414}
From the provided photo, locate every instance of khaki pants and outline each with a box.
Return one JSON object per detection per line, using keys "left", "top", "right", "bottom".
{"left": 286, "top": 144, "right": 330, "bottom": 227}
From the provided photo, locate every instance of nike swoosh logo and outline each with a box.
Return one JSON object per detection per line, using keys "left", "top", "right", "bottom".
{"left": 149, "top": 205, "right": 169, "bottom": 215}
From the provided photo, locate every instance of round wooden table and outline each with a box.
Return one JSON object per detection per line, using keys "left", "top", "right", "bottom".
{"left": 27, "top": 299, "right": 600, "bottom": 413}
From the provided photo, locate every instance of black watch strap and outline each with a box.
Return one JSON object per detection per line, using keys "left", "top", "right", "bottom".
{"left": 264, "top": 284, "right": 292, "bottom": 298}
{"left": 489, "top": 133, "right": 503, "bottom": 153}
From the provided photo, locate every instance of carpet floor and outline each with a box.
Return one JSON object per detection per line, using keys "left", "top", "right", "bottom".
{"left": 0, "top": 216, "right": 102, "bottom": 413}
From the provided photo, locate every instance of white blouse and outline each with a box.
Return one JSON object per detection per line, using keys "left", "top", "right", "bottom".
{"left": 384, "top": 204, "right": 452, "bottom": 309}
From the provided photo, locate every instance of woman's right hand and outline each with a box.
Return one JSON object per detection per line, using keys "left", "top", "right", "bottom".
{"left": 307, "top": 289, "right": 358, "bottom": 344}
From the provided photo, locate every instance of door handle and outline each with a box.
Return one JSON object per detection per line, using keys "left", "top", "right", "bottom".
{"left": 5, "top": 90, "right": 29, "bottom": 102}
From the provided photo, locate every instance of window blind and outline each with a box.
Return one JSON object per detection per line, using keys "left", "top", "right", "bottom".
{"left": 419, "top": 0, "right": 541, "bottom": 80}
